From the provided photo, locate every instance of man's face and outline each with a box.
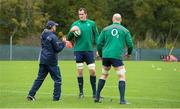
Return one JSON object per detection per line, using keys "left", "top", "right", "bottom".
{"left": 51, "top": 25, "right": 56, "bottom": 32}
{"left": 78, "top": 10, "right": 87, "bottom": 21}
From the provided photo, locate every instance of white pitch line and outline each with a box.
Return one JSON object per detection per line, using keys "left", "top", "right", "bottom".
{"left": 173, "top": 68, "right": 177, "bottom": 71}
{"left": 151, "top": 64, "right": 155, "bottom": 68}
{"left": 151, "top": 64, "right": 164, "bottom": 71}
{"left": 156, "top": 67, "right": 162, "bottom": 70}
{"left": 1, "top": 90, "right": 180, "bottom": 103}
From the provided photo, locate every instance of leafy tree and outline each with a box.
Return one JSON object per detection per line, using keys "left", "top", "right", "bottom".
{"left": 43, "top": 0, "right": 109, "bottom": 33}
{"left": 0, "top": 0, "right": 179, "bottom": 48}
{"left": 133, "top": 0, "right": 180, "bottom": 47}
{"left": 0, "top": 0, "right": 48, "bottom": 44}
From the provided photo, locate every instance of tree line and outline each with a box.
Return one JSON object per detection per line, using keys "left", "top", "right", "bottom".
{"left": 0, "top": 0, "right": 180, "bottom": 48}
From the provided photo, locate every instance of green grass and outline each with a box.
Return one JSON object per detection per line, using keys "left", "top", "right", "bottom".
{"left": 0, "top": 61, "right": 180, "bottom": 108}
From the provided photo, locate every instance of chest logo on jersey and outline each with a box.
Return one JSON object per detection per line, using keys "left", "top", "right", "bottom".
{"left": 87, "top": 23, "right": 90, "bottom": 27}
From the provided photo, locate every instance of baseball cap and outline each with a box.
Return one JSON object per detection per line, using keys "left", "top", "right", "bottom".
{"left": 46, "top": 20, "right": 59, "bottom": 28}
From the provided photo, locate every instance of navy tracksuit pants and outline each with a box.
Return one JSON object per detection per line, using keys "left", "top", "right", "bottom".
{"left": 28, "top": 64, "right": 62, "bottom": 100}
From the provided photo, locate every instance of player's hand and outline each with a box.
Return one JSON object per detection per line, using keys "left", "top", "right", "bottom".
{"left": 61, "top": 37, "right": 73, "bottom": 48}
{"left": 96, "top": 51, "right": 99, "bottom": 57}
{"left": 70, "top": 26, "right": 79, "bottom": 32}
{"left": 65, "top": 41, "right": 73, "bottom": 48}
{"left": 124, "top": 53, "right": 131, "bottom": 59}
{"left": 96, "top": 51, "right": 102, "bottom": 61}
{"left": 61, "top": 36, "right": 66, "bottom": 42}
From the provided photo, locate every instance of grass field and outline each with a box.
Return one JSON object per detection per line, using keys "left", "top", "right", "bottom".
{"left": 0, "top": 61, "right": 180, "bottom": 108}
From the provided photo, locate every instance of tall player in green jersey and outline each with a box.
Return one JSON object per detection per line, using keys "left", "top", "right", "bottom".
{"left": 67, "top": 8, "right": 99, "bottom": 98}
{"left": 94, "top": 13, "right": 133, "bottom": 104}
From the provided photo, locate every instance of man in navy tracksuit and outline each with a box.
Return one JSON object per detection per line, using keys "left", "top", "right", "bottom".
{"left": 27, "top": 20, "right": 66, "bottom": 101}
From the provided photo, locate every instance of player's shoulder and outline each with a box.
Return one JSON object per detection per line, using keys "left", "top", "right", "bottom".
{"left": 72, "top": 20, "right": 81, "bottom": 25}
{"left": 87, "top": 19, "right": 95, "bottom": 24}
{"left": 119, "top": 24, "right": 129, "bottom": 32}
{"left": 103, "top": 25, "right": 113, "bottom": 32}
{"left": 114, "top": 24, "right": 130, "bottom": 33}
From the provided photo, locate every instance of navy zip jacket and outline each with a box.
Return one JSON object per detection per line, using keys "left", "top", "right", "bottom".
{"left": 39, "top": 29, "right": 65, "bottom": 65}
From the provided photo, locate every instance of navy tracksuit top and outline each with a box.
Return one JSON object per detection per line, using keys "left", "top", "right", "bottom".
{"left": 39, "top": 29, "right": 65, "bottom": 65}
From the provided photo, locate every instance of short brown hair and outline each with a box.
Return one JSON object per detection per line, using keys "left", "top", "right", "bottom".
{"left": 78, "top": 8, "right": 87, "bottom": 14}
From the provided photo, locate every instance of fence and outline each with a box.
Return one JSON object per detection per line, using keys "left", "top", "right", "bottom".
{"left": 0, "top": 45, "right": 180, "bottom": 61}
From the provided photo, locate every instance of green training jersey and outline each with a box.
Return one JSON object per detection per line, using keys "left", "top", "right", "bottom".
{"left": 67, "top": 19, "right": 99, "bottom": 51}
{"left": 97, "top": 22, "right": 133, "bottom": 60}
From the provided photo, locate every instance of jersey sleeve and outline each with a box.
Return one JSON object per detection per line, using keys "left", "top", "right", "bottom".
{"left": 92, "top": 22, "right": 99, "bottom": 46}
{"left": 67, "top": 29, "right": 73, "bottom": 41}
{"left": 67, "top": 23, "right": 76, "bottom": 41}
{"left": 67, "top": 32, "right": 74, "bottom": 41}
{"left": 125, "top": 31, "right": 134, "bottom": 55}
{"left": 97, "top": 30, "right": 105, "bottom": 57}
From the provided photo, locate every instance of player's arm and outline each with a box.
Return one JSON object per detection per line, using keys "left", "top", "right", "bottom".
{"left": 67, "top": 30, "right": 74, "bottom": 41}
{"left": 125, "top": 31, "right": 134, "bottom": 56}
{"left": 67, "top": 24, "right": 76, "bottom": 41}
{"left": 92, "top": 22, "right": 99, "bottom": 46}
{"left": 97, "top": 30, "right": 105, "bottom": 57}
{"left": 51, "top": 35, "right": 66, "bottom": 53}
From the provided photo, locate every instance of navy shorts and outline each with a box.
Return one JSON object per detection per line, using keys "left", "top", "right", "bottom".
{"left": 102, "top": 58, "right": 124, "bottom": 67}
{"left": 74, "top": 51, "right": 95, "bottom": 65}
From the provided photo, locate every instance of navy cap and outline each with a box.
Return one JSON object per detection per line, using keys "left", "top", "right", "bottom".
{"left": 47, "top": 20, "right": 59, "bottom": 28}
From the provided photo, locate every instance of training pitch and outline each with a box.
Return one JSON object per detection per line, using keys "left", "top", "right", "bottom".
{"left": 0, "top": 61, "right": 180, "bottom": 108}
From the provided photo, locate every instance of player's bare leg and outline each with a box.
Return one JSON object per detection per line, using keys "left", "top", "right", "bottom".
{"left": 88, "top": 63, "right": 96, "bottom": 98}
{"left": 115, "top": 66, "right": 129, "bottom": 104}
{"left": 77, "top": 63, "right": 84, "bottom": 98}
{"left": 94, "top": 66, "right": 110, "bottom": 103}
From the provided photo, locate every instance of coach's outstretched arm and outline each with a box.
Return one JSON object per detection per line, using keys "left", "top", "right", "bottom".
{"left": 51, "top": 35, "right": 66, "bottom": 53}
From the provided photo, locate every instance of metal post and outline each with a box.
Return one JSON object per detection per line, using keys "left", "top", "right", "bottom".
{"left": 9, "top": 27, "right": 17, "bottom": 60}
{"left": 10, "top": 35, "right": 13, "bottom": 60}
{"left": 136, "top": 41, "right": 140, "bottom": 61}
